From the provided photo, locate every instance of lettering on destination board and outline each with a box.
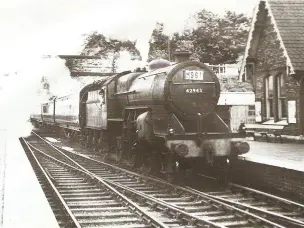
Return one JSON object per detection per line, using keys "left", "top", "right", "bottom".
{"left": 184, "top": 70, "right": 204, "bottom": 80}
{"left": 185, "top": 88, "right": 204, "bottom": 94}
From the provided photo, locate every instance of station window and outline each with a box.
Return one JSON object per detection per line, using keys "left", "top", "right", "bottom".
{"left": 280, "top": 98, "right": 287, "bottom": 118}
{"left": 265, "top": 73, "right": 287, "bottom": 120}
{"left": 248, "top": 105, "right": 255, "bottom": 116}
{"left": 265, "top": 75, "right": 274, "bottom": 118}
{"left": 276, "top": 73, "right": 287, "bottom": 119}
{"left": 219, "top": 66, "right": 226, "bottom": 74}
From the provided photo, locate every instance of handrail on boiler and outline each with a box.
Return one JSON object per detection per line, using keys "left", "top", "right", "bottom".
{"left": 197, "top": 113, "right": 202, "bottom": 134}
{"left": 114, "top": 90, "right": 136, "bottom": 96}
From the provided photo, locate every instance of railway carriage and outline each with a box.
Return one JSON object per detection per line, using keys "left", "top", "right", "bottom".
{"left": 41, "top": 98, "right": 55, "bottom": 124}
{"left": 54, "top": 93, "right": 79, "bottom": 130}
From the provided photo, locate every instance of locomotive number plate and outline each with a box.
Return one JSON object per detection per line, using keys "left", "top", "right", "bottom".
{"left": 184, "top": 70, "right": 204, "bottom": 80}
{"left": 185, "top": 88, "right": 204, "bottom": 93}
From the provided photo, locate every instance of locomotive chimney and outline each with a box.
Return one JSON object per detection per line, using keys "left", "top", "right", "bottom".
{"left": 173, "top": 49, "right": 192, "bottom": 63}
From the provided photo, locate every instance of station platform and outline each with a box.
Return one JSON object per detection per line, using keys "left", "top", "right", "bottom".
{"left": 233, "top": 140, "right": 304, "bottom": 201}
{"left": 0, "top": 130, "right": 59, "bottom": 228}
{"left": 239, "top": 140, "right": 304, "bottom": 172}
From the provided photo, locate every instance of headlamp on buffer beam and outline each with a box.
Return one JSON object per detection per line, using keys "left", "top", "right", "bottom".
{"left": 168, "top": 128, "right": 175, "bottom": 135}
{"left": 231, "top": 141, "right": 250, "bottom": 155}
{"left": 173, "top": 143, "right": 189, "bottom": 157}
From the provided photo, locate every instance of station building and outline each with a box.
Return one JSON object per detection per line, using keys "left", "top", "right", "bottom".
{"left": 240, "top": 0, "right": 304, "bottom": 135}
{"left": 208, "top": 60, "right": 255, "bottom": 132}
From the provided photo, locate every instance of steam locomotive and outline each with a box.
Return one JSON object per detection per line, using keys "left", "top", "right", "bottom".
{"left": 31, "top": 52, "right": 250, "bottom": 180}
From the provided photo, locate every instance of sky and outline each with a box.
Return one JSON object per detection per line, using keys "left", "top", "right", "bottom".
{"left": 0, "top": 0, "right": 257, "bottom": 73}
{"left": 0, "top": 0, "right": 258, "bottom": 137}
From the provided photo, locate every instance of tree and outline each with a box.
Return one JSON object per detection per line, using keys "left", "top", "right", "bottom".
{"left": 192, "top": 10, "right": 251, "bottom": 64}
{"left": 219, "top": 76, "right": 253, "bottom": 92}
{"left": 147, "top": 22, "right": 179, "bottom": 62}
{"left": 81, "top": 31, "right": 142, "bottom": 72}
{"left": 147, "top": 11, "right": 251, "bottom": 65}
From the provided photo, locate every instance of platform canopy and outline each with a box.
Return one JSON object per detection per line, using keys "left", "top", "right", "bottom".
{"left": 218, "top": 92, "right": 255, "bottom": 105}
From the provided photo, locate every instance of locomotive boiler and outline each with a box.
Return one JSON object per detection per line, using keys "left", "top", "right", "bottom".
{"left": 31, "top": 51, "right": 250, "bottom": 181}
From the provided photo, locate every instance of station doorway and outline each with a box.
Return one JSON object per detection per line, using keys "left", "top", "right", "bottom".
{"left": 300, "top": 77, "right": 304, "bottom": 134}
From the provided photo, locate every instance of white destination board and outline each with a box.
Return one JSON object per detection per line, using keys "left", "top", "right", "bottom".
{"left": 184, "top": 70, "right": 204, "bottom": 80}
{"left": 288, "top": 100, "right": 296, "bottom": 123}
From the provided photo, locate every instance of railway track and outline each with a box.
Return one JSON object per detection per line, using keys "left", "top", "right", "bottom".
{"left": 197, "top": 174, "right": 304, "bottom": 227}
{"left": 35, "top": 132, "right": 304, "bottom": 227}
{"left": 22, "top": 138, "right": 204, "bottom": 228}
{"left": 22, "top": 132, "right": 291, "bottom": 228}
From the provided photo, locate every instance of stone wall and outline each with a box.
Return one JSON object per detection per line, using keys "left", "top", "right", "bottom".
{"left": 231, "top": 159, "right": 304, "bottom": 202}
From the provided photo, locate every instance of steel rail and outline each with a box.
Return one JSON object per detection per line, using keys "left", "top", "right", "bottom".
{"left": 27, "top": 136, "right": 225, "bottom": 228}
{"left": 31, "top": 131, "right": 285, "bottom": 228}
{"left": 187, "top": 187, "right": 304, "bottom": 228}
{"left": 198, "top": 174, "right": 304, "bottom": 227}
{"left": 21, "top": 137, "right": 82, "bottom": 228}
{"left": 229, "top": 183, "right": 304, "bottom": 209}
{"left": 46, "top": 132, "right": 304, "bottom": 227}
{"left": 25, "top": 141, "right": 170, "bottom": 228}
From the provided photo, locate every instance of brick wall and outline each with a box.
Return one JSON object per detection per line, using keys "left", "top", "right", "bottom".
{"left": 246, "top": 6, "right": 301, "bottom": 134}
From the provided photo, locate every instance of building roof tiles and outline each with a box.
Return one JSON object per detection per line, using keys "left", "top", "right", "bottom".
{"left": 269, "top": 0, "right": 304, "bottom": 71}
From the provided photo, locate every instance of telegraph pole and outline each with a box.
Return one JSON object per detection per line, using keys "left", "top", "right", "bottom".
{"left": 168, "top": 35, "right": 171, "bottom": 62}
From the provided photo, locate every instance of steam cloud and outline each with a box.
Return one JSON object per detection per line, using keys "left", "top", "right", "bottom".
{"left": 0, "top": 21, "right": 187, "bottom": 139}
{"left": 0, "top": 57, "right": 77, "bottom": 137}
